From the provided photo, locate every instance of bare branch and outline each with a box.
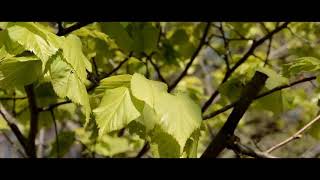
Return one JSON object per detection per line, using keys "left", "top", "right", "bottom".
{"left": 265, "top": 113, "right": 320, "bottom": 154}
{"left": 203, "top": 76, "right": 316, "bottom": 120}
{"left": 201, "top": 22, "right": 290, "bottom": 112}
{"left": 0, "top": 103, "right": 28, "bottom": 155}
{"left": 50, "top": 110, "right": 60, "bottom": 158}
{"left": 57, "top": 22, "right": 93, "bottom": 36}
{"left": 24, "top": 84, "right": 39, "bottom": 158}
{"left": 168, "top": 22, "right": 211, "bottom": 92}
{"left": 136, "top": 142, "right": 150, "bottom": 158}
{"left": 201, "top": 71, "right": 268, "bottom": 158}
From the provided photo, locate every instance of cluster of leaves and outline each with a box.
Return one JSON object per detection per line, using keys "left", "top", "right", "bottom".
{"left": 0, "top": 22, "right": 205, "bottom": 158}
{"left": 1, "top": 22, "right": 320, "bottom": 158}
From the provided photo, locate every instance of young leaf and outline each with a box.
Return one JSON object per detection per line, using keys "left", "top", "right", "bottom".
{"left": 154, "top": 92, "right": 202, "bottom": 152}
{"left": 130, "top": 73, "right": 168, "bottom": 109}
{"left": 49, "top": 131, "right": 75, "bottom": 158}
{"left": 62, "top": 34, "right": 92, "bottom": 82}
{"left": 100, "top": 22, "right": 134, "bottom": 53}
{"left": 93, "top": 87, "right": 140, "bottom": 136}
{"left": 49, "top": 53, "right": 91, "bottom": 124}
{"left": 149, "top": 125, "right": 181, "bottom": 158}
{"left": 257, "top": 66, "right": 288, "bottom": 89}
{"left": 95, "top": 74, "right": 132, "bottom": 95}
{"left": 130, "top": 73, "right": 202, "bottom": 152}
{"left": 0, "top": 57, "right": 42, "bottom": 89}
{"left": 283, "top": 57, "right": 320, "bottom": 77}
{"left": 7, "top": 23, "right": 60, "bottom": 71}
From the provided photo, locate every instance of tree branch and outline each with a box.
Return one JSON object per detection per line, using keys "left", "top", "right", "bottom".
{"left": 136, "top": 142, "right": 150, "bottom": 158}
{"left": 218, "top": 22, "right": 230, "bottom": 71}
{"left": 203, "top": 76, "right": 316, "bottom": 120}
{"left": 57, "top": 22, "right": 93, "bottom": 36}
{"left": 0, "top": 103, "right": 28, "bottom": 155}
{"left": 1, "top": 132, "right": 26, "bottom": 158}
{"left": 228, "top": 139, "right": 276, "bottom": 158}
{"left": 24, "top": 84, "right": 39, "bottom": 158}
{"left": 201, "top": 22, "right": 290, "bottom": 112}
{"left": 168, "top": 22, "right": 211, "bottom": 92}
{"left": 265, "top": 112, "right": 320, "bottom": 154}
{"left": 87, "top": 52, "right": 133, "bottom": 92}
{"left": 201, "top": 71, "right": 268, "bottom": 158}
{"left": 0, "top": 97, "right": 27, "bottom": 100}
{"left": 50, "top": 110, "right": 60, "bottom": 158}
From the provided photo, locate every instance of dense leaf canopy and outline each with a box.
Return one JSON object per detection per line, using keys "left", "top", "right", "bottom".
{"left": 0, "top": 22, "right": 320, "bottom": 158}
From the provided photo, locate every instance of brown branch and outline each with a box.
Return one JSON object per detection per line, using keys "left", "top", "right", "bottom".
{"left": 136, "top": 142, "right": 150, "bottom": 158}
{"left": 57, "top": 22, "right": 93, "bottom": 36}
{"left": 201, "top": 22, "right": 290, "bottom": 112}
{"left": 87, "top": 53, "right": 133, "bottom": 92}
{"left": 24, "top": 84, "right": 39, "bottom": 158}
{"left": 1, "top": 132, "right": 26, "bottom": 158}
{"left": 168, "top": 22, "right": 211, "bottom": 92}
{"left": 265, "top": 113, "right": 320, "bottom": 154}
{"left": 203, "top": 76, "right": 316, "bottom": 120}
{"left": 39, "top": 100, "right": 71, "bottom": 112}
{"left": 0, "top": 103, "right": 28, "bottom": 155}
{"left": 0, "top": 97, "right": 27, "bottom": 100}
{"left": 228, "top": 139, "right": 276, "bottom": 158}
{"left": 50, "top": 110, "right": 60, "bottom": 158}
{"left": 201, "top": 71, "right": 268, "bottom": 158}
{"left": 218, "top": 22, "right": 230, "bottom": 71}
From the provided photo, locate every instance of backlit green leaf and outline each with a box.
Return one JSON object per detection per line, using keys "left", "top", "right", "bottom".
{"left": 93, "top": 87, "right": 140, "bottom": 136}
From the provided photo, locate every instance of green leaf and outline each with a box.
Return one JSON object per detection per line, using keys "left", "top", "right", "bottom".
{"left": 0, "top": 30, "right": 25, "bottom": 57}
{"left": 257, "top": 67, "right": 289, "bottom": 89}
{"left": 49, "top": 53, "right": 91, "bottom": 124}
{"left": 95, "top": 74, "right": 132, "bottom": 95}
{"left": 100, "top": 22, "right": 134, "bottom": 53}
{"left": 169, "top": 29, "right": 189, "bottom": 45}
{"left": 283, "top": 57, "right": 320, "bottom": 77}
{"left": 7, "top": 23, "right": 60, "bottom": 71}
{"left": 154, "top": 92, "right": 202, "bottom": 152}
{"left": 49, "top": 131, "right": 75, "bottom": 158}
{"left": 130, "top": 73, "right": 168, "bottom": 108}
{"left": 0, "top": 116, "right": 9, "bottom": 130}
{"left": 253, "top": 87, "right": 283, "bottom": 115}
{"left": 62, "top": 34, "right": 92, "bottom": 82}
{"left": 94, "top": 134, "right": 132, "bottom": 157}
{"left": 218, "top": 78, "right": 244, "bottom": 103}
{"left": 142, "top": 24, "right": 159, "bottom": 55}
{"left": 130, "top": 73, "right": 202, "bottom": 152}
{"left": 93, "top": 87, "right": 140, "bottom": 136}
{"left": 183, "top": 129, "right": 200, "bottom": 158}
{"left": 0, "top": 57, "right": 42, "bottom": 89}
{"left": 149, "top": 125, "right": 180, "bottom": 158}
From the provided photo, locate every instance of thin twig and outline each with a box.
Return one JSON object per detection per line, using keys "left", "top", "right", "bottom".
{"left": 50, "top": 110, "right": 60, "bottom": 158}
{"left": 147, "top": 54, "right": 168, "bottom": 84}
{"left": 265, "top": 113, "right": 320, "bottom": 154}
{"left": 57, "top": 22, "right": 93, "bottom": 36}
{"left": 0, "top": 103, "right": 28, "bottom": 155}
{"left": 0, "top": 97, "right": 27, "bottom": 100}
{"left": 12, "top": 92, "right": 16, "bottom": 117}
{"left": 264, "top": 37, "right": 273, "bottom": 66}
{"left": 218, "top": 22, "right": 230, "bottom": 71}
{"left": 201, "top": 22, "right": 290, "bottom": 112}
{"left": 136, "top": 142, "right": 150, "bottom": 158}
{"left": 168, "top": 22, "right": 211, "bottom": 92}
{"left": 203, "top": 76, "right": 316, "bottom": 120}
{"left": 2, "top": 132, "right": 26, "bottom": 158}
